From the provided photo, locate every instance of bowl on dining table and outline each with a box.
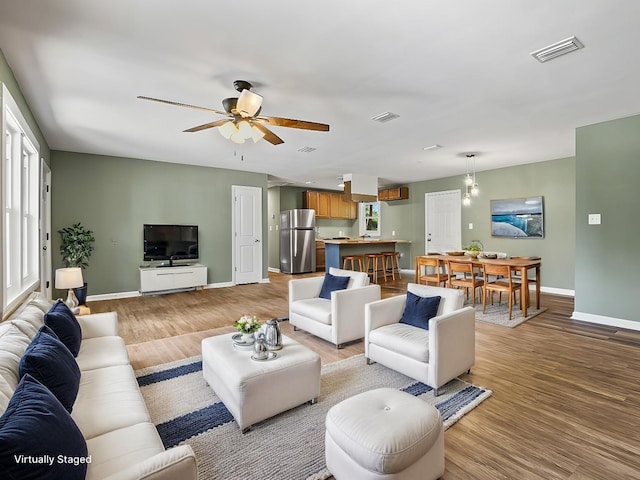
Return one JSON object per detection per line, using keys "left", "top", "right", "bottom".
{"left": 446, "top": 251, "right": 465, "bottom": 256}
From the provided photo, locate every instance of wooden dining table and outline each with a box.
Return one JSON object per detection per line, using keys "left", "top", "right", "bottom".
{"left": 429, "top": 254, "right": 542, "bottom": 317}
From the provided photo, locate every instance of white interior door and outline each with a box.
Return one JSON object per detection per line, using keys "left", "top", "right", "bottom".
{"left": 233, "top": 186, "right": 263, "bottom": 284}
{"left": 40, "top": 161, "right": 52, "bottom": 299}
{"left": 425, "top": 190, "right": 461, "bottom": 253}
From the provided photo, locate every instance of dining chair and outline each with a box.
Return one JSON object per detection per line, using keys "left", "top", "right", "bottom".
{"left": 508, "top": 256, "right": 540, "bottom": 308}
{"left": 482, "top": 263, "right": 521, "bottom": 320}
{"left": 446, "top": 259, "right": 484, "bottom": 305}
{"left": 415, "top": 256, "right": 450, "bottom": 286}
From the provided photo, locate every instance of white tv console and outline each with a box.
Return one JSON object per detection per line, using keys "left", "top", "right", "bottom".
{"left": 139, "top": 263, "right": 207, "bottom": 295}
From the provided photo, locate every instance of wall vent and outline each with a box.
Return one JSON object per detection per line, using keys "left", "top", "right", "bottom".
{"left": 530, "top": 36, "right": 584, "bottom": 63}
{"left": 371, "top": 112, "right": 400, "bottom": 123}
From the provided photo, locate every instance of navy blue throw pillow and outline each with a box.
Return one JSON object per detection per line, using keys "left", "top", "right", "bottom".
{"left": 44, "top": 300, "right": 82, "bottom": 357}
{"left": 319, "top": 273, "right": 351, "bottom": 300}
{"left": 19, "top": 325, "right": 81, "bottom": 413}
{"left": 399, "top": 292, "right": 441, "bottom": 330}
{"left": 0, "top": 374, "right": 88, "bottom": 480}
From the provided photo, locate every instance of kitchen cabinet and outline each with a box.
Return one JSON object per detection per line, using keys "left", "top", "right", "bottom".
{"left": 303, "top": 191, "right": 331, "bottom": 217}
{"left": 378, "top": 187, "right": 408, "bottom": 201}
{"left": 315, "top": 240, "right": 325, "bottom": 272}
{"left": 303, "top": 191, "right": 356, "bottom": 219}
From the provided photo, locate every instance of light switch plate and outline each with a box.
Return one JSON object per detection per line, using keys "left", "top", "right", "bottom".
{"left": 588, "top": 213, "right": 601, "bottom": 225}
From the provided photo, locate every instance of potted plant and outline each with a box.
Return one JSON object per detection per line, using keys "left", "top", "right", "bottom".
{"left": 464, "top": 239, "right": 483, "bottom": 258}
{"left": 59, "top": 222, "right": 95, "bottom": 305}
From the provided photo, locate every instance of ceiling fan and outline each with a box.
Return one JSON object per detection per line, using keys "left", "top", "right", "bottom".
{"left": 138, "top": 80, "right": 330, "bottom": 145}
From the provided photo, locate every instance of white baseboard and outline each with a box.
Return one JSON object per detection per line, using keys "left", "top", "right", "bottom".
{"left": 268, "top": 267, "right": 281, "bottom": 273}
{"left": 540, "top": 286, "right": 574, "bottom": 297}
{"left": 572, "top": 311, "right": 640, "bottom": 331}
{"left": 87, "top": 280, "right": 239, "bottom": 301}
{"left": 204, "top": 282, "right": 234, "bottom": 289}
{"left": 87, "top": 291, "right": 141, "bottom": 302}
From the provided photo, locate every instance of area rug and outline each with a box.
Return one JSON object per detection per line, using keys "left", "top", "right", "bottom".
{"left": 136, "top": 354, "right": 491, "bottom": 480}
{"left": 472, "top": 301, "right": 547, "bottom": 327}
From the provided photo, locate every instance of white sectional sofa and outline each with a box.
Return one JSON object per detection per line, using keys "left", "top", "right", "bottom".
{"left": 0, "top": 294, "right": 197, "bottom": 480}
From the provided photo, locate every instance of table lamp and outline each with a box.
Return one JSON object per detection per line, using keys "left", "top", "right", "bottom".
{"left": 55, "top": 267, "right": 84, "bottom": 309}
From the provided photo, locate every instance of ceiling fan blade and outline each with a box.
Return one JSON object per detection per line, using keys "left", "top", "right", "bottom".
{"left": 183, "top": 119, "right": 229, "bottom": 133}
{"left": 137, "top": 96, "right": 229, "bottom": 116}
{"left": 259, "top": 116, "right": 330, "bottom": 132}
{"left": 252, "top": 123, "right": 284, "bottom": 145}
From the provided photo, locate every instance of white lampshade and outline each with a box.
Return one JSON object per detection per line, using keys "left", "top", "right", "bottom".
{"left": 229, "top": 131, "right": 246, "bottom": 144}
{"left": 236, "top": 89, "right": 263, "bottom": 117}
{"left": 250, "top": 125, "right": 265, "bottom": 143}
{"left": 55, "top": 268, "right": 84, "bottom": 289}
{"left": 237, "top": 120, "right": 253, "bottom": 139}
{"left": 218, "top": 121, "right": 238, "bottom": 139}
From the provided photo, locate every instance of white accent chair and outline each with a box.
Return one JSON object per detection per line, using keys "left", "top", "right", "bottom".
{"left": 365, "top": 283, "right": 475, "bottom": 395}
{"left": 289, "top": 268, "right": 381, "bottom": 348}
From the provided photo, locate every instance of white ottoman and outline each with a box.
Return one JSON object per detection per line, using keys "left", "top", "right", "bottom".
{"left": 202, "top": 333, "right": 320, "bottom": 432}
{"left": 325, "top": 388, "right": 445, "bottom": 480}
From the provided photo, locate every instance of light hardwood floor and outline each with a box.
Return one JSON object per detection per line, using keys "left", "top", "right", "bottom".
{"left": 90, "top": 272, "right": 640, "bottom": 479}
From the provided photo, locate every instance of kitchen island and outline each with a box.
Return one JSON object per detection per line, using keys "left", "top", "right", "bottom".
{"left": 322, "top": 239, "right": 410, "bottom": 272}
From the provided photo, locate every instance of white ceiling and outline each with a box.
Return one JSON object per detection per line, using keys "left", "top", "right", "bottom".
{"left": 1, "top": 1, "right": 640, "bottom": 190}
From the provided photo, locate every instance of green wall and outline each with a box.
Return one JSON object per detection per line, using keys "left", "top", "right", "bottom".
{"left": 267, "top": 187, "right": 281, "bottom": 269}
{"left": 575, "top": 114, "right": 640, "bottom": 322}
{"left": 51, "top": 151, "right": 268, "bottom": 295}
{"left": 386, "top": 158, "right": 575, "bottom": 290}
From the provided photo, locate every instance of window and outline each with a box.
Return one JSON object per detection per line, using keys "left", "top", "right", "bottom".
{"left": 359, "top": 202, "right": 381, "bottom": 237}
{"left": 2, "top": 84, "right": 40, "bottom": 313}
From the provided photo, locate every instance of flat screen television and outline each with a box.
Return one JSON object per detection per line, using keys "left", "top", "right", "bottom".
{"left": 143, "top": 224, "right": 199, "bottom": 263}
{"left": 490, "top": 196, "right": 544, "bottom": 238}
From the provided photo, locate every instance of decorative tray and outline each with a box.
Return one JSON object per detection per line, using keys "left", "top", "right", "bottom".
{"left": 251, "top": 352, "right": 277, "bottom": 362}
{"left": 232, "top": 333, "right": 255, "bottom": 347}
{"left": 446, "top": 251, "right": 465, "bottom": 256}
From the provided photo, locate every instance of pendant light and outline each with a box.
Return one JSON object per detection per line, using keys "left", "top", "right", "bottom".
{"left": 462, "top": 153, "right": 479, "bottom": 205}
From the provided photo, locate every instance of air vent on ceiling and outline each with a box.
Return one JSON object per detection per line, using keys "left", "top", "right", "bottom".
{"left": 423, "top": 144, "right": 442, "bottom": 151}
{"left": 371, "top": 112, "right": 400, "bottom": 123}
{"left": 297, "top": 146, "right": 316, "bottom": 153}
{"left": 530, "top": 36, "right": 584, "bottom": 63}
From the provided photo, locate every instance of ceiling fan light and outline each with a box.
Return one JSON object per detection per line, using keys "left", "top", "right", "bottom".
{"left": 218, "top": 121, "right": 237, "bottom": 139}
{"left": 237, "top": 120, "right": 253, "bottom": 139}
{"left": 237, "top": 89, "right": 263, "bottom": 117}
{"left": 250, "top": 125, "right": 265, "bottom": 143}
{"left": 229, "top": 132, "right": 245, "bottom": 144}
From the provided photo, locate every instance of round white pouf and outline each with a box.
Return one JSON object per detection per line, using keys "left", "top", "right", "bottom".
{"left": 325, "top": 388, "right": 445, "bottom": 480}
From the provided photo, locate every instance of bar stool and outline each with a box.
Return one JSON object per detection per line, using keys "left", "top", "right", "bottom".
{"left": 383, "top": 252, "right": 402, "bottom": 280}
{"left": 342, "top": 255, "right": 366, "bottom": 272}
{"left": 365, "top": 253, "right": 387, "bottom": 284}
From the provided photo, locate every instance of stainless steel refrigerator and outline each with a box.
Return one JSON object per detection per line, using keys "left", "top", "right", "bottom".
{"left": 279, "top": 209, "right": 316, "bottom": 274}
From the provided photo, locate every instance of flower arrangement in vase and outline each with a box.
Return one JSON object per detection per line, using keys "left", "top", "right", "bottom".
{"left": 234, "top": 314, "right": 262, "bottom": 343}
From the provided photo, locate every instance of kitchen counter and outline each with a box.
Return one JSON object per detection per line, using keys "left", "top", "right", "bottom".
{"left": 323, "top": 239, "right": 411, "bottom": 272}
{"left": 320, "top": 238, "right": 411, "bottom": 244}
